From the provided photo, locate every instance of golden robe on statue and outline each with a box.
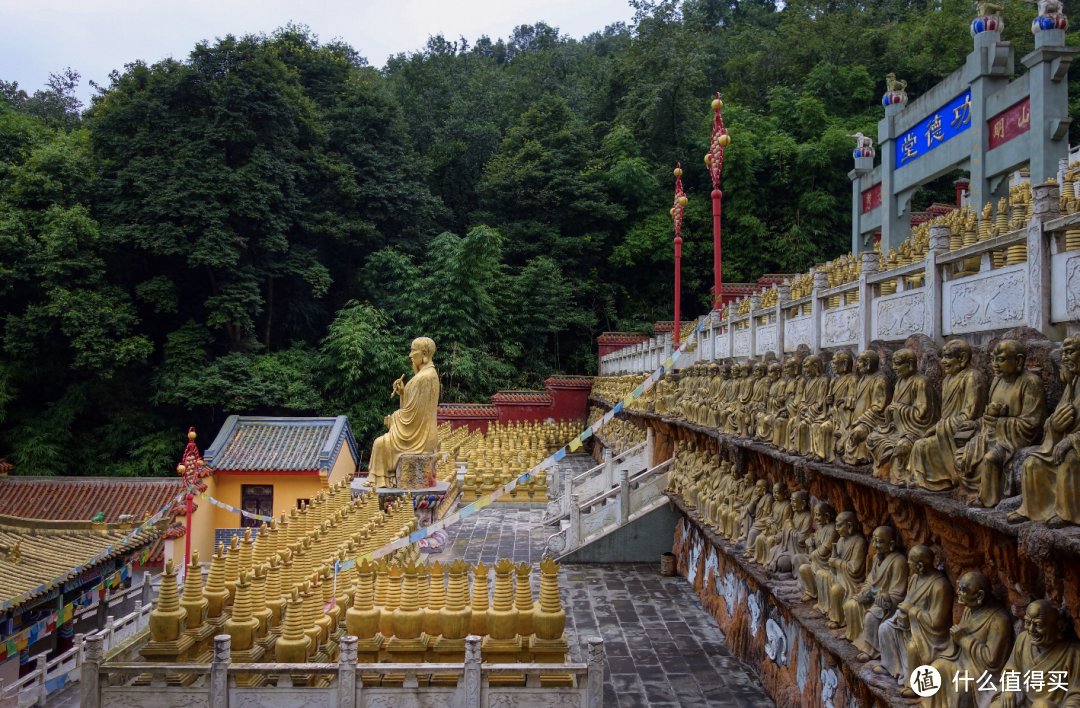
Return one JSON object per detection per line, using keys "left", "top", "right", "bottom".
{"left": 369, "top": 343, "right": 441, "bottom": 487}
{"left": 911, "top": 365, "right": 987, "bottom": 491}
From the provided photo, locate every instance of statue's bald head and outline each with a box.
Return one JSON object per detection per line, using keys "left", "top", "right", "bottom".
{"left": 412, "top": 337, "right": 436, "bottom": 358}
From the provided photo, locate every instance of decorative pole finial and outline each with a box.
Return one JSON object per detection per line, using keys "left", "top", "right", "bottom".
{"left": 708, "top": 92, "right": 729, "bottom": 311}
{"left": 972, "top": 2, "right": 1004, "bottom": 36}
{"left": 882, "top": 73, "right": 909, "bottom": 107}
{"left": 671, "top": 164, "right": 687, "bottom": 345}
{"left": 1032, "top": 0, "right": 1068, "bottom": 32}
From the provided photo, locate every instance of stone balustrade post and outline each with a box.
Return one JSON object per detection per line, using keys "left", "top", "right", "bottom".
{"left": 80, "top": 636, "right": 103, "bottom": 708}
{"left": 34, "top": 654, "right": 47, "bottom": 707}
{"left": 725, "top": 302, "right": 736, "bottom": 363}
{"left": 749, "top": 295, "right": 761, "bottom": 359}
{"left": 73, "top": 633, "right": 84, "bottom": 668}
{"left": 141, "top": 574, "right": 153, "bottom": 606}
{"left": 776, "top": 283, "right": 790, "bottom": 358}
{"left": 858, "top": 253, "right": 879, "bottom": 351}
{"left": 562, "top": 472, "right": 573, "bottom": 517}
{"left": 587, "top": 638, "right": 604, "bottom": 708}
{"left": 569, "top": 494, "right": 581, "bottom": 549}
{"left": 663, "top": 333, "right": 672, "bottom": 364}
{"left": 104, "top": 616, "right": 115, "bottom": 651}
{"left": 134, "top": 601, "right": 143, "bottom": 630}
{"left": 339, "top": 635, "right": 358, "bottom": 708}
{"left": 645, "top": 427, "right": 655, "bottom": 468}
{"left": 464, "top": 636, "right": 482, "bottom": 708}
{"left": 925, "top": 225, "right": 950, "bottom": 346}
{"left": 811, "top": 270, "right": 828, "bottom": 354}
{"left": 210, "top": 635, "right": 230, "bottom": 708}
{"left": 603, "top": 449, "right": 614, "bottom": 490}
{"left": 1029, "top": 181, "right": 1061, "bottom": 337}
{"left": 618, "top": 470, "right": 630, "bottom": 526}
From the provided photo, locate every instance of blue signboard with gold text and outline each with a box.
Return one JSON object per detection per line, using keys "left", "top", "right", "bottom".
{"left": 895, "top": 90, "right": 972, "bottom": 167}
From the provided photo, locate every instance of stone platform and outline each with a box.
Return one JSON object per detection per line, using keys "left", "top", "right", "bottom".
{"left": 440, "top": 505, "right": 774, "bottom": 708}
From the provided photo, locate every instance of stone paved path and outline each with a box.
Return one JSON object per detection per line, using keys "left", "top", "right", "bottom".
{"left": 439, "top": 502, "right": 774, "bottom": 708}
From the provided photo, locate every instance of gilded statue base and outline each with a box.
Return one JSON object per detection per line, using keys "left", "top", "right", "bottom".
{"left": 530, "top": 635, "right": 573, "bottom": 687}
{"left": 429, "top": 636, "right": 467, "bottom": 686}
{"left": 139, "top": 634, "right": 195, "bottom": 661}
{"left": 393, "top": 454, "right": 438, "bottom": 489}
{"left": 482, "top": 635, "right": 524, "bottom": 686}
{"left": 229, "top": 645, "right": 268, "bottom": 687}
{"left": 382, "top": 634, "right": 431, "bottom": 686}
{"left": 355, "top": 634, "right": 385, "bottom": 686}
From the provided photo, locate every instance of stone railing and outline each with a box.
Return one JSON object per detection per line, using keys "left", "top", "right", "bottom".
{"left": 543, "top": 435, "right": 652, "bottom": 524}
{"left": 543, "top": 457, "right": 672, "bottom": 560}
{"left": 81, "top": 634, "right": 604, "bottom": 708}
{"left": 599, "top": 181, "right": 1077, "bottom": 372}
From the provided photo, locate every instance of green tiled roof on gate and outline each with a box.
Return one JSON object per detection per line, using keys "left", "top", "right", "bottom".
{"left": 203, "top": 416, "right": 359, "bottom": 473}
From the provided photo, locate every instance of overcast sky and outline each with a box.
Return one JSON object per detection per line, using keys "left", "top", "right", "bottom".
{"left": 2, "top": 0, "right": 637, "bottom": 104}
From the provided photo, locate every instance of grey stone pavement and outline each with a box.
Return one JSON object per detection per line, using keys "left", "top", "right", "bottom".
{"left": 440, "top": 487, "right": 774, "bottom": 707}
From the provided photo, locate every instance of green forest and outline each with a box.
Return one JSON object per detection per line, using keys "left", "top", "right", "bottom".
{"left": 0, "top": 0, "right": 1076, "bottom": 475}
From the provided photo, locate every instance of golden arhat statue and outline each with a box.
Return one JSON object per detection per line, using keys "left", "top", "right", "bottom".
{"left": 369, "top": 337, "right": 441, "bottom": 488}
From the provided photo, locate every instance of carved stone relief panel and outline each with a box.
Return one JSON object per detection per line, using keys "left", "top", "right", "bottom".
{"left": 715, "top": 334, "right": 730, "bottom": 359}
{"left": 784, "top": 316, "right": 812, "bottom": 353}
{"left": 872, "top": 290, "right": 926, "bottom": 341}
{"left": 943, "top": 263, "right": 1027, "bottom": 335}
{"left": 821, "top": 303, "right": 860, "bottom": 348}
{"left": 756, "top": 324, "right": 777, "bottom": 356}
{"left": 1051, "top": 251, "right": 1080, "bottom": 323}
{"left": 733, "top": 329, "right": 750, "bottom": 357}
{"left": 702, "top": 333, "right": 713, "bottom": 360}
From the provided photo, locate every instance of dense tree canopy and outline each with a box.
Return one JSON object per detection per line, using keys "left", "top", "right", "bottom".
{"left": 0, "top": 0, "right": 1074, "bottom": 475}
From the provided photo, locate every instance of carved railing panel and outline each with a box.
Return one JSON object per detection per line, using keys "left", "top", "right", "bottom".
{"left": 821, "top": 303, "right": 860, "bottom": 349}
{"left": 755, "top": 324, "right": 777, "bottom": 356}
{"left": 1051, "top": 250, "right": 1080, "bottom": 323}
{"left": 943, "top": 264, "right": 1027, "bottom": 335}
{"left": 872, "top": 289, "right": 926, "bottom": 341}
{"left": 784, "top": 316, "right": 812, "bottom": 353}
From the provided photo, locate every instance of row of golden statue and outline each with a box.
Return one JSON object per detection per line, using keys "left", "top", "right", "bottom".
{"left": 596, "top": 336, "right": 1080, "bottom": 528}
{"left": 668, "top": 444, "right": 1080, "bottom": 706}
{"left": 586, "top": 408, "right": 645, "bottom": 456}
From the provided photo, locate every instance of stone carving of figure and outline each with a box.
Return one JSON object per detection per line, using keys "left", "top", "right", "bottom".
{"left": 746, "top": 363, "right": 771, "bottom": 439}
{"left": 702, "top": 364, "right": 722, "bottom": 428}
{"left": 1012, "top": 335, "right": 1080, "bottom": 528}
{"left": 776, "top": 358, "right": 806, "bottom": 451}
{"left": 988, "top": 600, "right": 1080, "bottom": 708}
{"left": 703, "top": 460, "right": 734, "bottom": 528}
{"left": 842, "top": 350, "right": 892, "bottom": 466}
{"left": 654, "top": 372, "right": 673, "bottom": 416}
{"left": 926, "top": 572, "right": 1013, "bottom": 708}
{"left": 797, "top": 502, "right": 839, "bottom": 604}
{"left": 911, "top": 339, "right": 987, "bottom": 493}
{"left": 756, "top": 363, "right": 785, "bottom": 443}
{"left": 812, "top": 349, "right": 858, "bottom": 463}
{"left": 369, "top": 337, "right": 441, "bottom": 488}
{"left": 766, "top": 490, "right": 813, "bottom": 577}
{"left": 733, "top": 363, "right": 756, "bottom": 436}
{"left": 825, "top": 511, "right": 868, "bottom": 628}
{"left": 719, "top": 470, "right": 754, "bottom": 540}
{"left": 723, "top": 365, "right": 744, "bottom": 434}
{"left": 713, "top": 365, "right": 735, "bottom": 430}
{"left": 794, "top": 355, "right": 830, "bottom": 457}
{"left": 956, "top": 340, "right": 1047, "bottom": 508}
{"left": 738, "top": 479, "right": 771, "bottom": 545}
{"left": 867, "top": 348, "right": 939, "bottom": 486}
{"left": 846, "top": 526, "right": 908, "bottom": 661}
{"left": 874, "top": 546, "right": 954, "bottom": 698}
{"left": 752, "top": 484, "right": 793, "bottom": 565}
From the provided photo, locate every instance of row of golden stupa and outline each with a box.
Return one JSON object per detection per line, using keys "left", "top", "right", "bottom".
{"left": 455, "top": 420, "right": 583, "bottom": 503}
{"left": 595, "top": 333, "right": 1080, "bottom": 529}
{"left": 665, "top": 443, "right": 1080, "bottom": 705}
{"left": 145, "top": 481, "right": 573, "bottom": 686}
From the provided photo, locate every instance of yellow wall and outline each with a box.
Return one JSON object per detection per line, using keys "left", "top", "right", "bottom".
{"left": 328, "top": 450, "right": 357, "bottom": 487}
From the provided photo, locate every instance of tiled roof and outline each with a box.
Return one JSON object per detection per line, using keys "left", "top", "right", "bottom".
{"left": 489, "top": 390, "right": 553, "bottom": 404}
{"left": 0, "top": 515, "right": 163, "bottom": 609}
{"left": 437, "top": 403, "right": 498, "bottom": 417}
{"left": 596, "top": 332, "right": 650, "bottom": 344}
{"left": 544, "top": 375, "right": 594, "bottom": 388}
{"left": 0, "top": 477, "right": 184, "bottom": 523}
{"left": 204, "top": 416, "right": 359, "bottom": 474}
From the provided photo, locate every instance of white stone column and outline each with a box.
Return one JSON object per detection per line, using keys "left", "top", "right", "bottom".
{"left": 749, "top": 294, "right": 761, "bottom": 360}
{"left": 339, "top": 635, "right": 358, "bottom": 708}
{"left": 776, "top": 283, "right": 791, "bottom": 358}
{"left": 811, "top": 270, "right": 828, "bottom": 354}
{"left": 80, "top": 636, "right": 103, "bottom": 708}
{"left": 1028, "top": 181, "right": 1060, "bottom": 337}
{"left": 210, "top": 635, "right": 230, "bottom": 708}
{"left": 858, "top": 253, "right": 879, "bottom": 352}
{"left": 925, "top": 225, "right": 950, "bottom": 346}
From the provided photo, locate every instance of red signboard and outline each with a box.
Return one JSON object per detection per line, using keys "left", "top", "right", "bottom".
{"left": 862, "top": 183, "right": 882, "bottom": 214}
{"left": 988, "top": 97, "right": 1030, "bottom": 150}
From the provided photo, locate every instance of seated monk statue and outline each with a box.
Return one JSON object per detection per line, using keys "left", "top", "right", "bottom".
{"left": 812, "top": 349, "right": 858, "bottom": 463}
{"left": 720, "top": 470, "right": 756, "bottom": 540}
{"left": 912, "top": 339, "right": 987, "bottom": 493}
{"left": 825, "top": 511, "right": 869, "bottom": 628}
{"left": 702, "top": 364, "right": 722, "bottom": 428}
{"left": 766, "top": 490, "right": 813, "bottom": 577}
{"left": 842, "top": 350, "right": 892, "bottom": 466}
{"left": 736, "top": 362, "right": 759, "bottom": 437}
{"left": 703, "top": 460, "right": 734, "bottom": 528}
{"left": 665, "top": 441, "right": 689, "bottom": 493}
{"left": 1012, "top": 335, "right": 1080, "bottom": 528}
{"left": 874, "top": 545, "right": 954, "bottom": 698}
{"left": 746, "top": 362, "right": 771, "bottom": 439}
{"left": 752, "top": 484, "right": 793, "bottom": 565}
{"left": 774, "top": 357, "right": 805, "bottom": 450}
{"left": 927, "top": 572, "right": 1013, "bottom": 708}
{"left": 720, "top": 364, "right": 742, "bottom": 433}
{"left": 794, "top": 354, "right": 830, "bottom": 457}
{"left": 654, "top": 372, "right": 673, "bottom": 415}
{"left": 956, "top": 340, "right": 1047, "bottom": 508}
{"left": 797, "top": 502, "right": 839, "bottom": 603}
{"left": 728, "top": 363, "right": 754, "bottom": 435}
{"left": 737, "top": 479, "right": 770, "bottom": 545}
{"left": 845, "top": 526, "right": 908, "bottom": 661}
{"left": 708, "top": 365, "right": 732, "bottom": 429}
{"left": 688, "top": 453, "right": 720, "bottom": 512}
{"left": 866, "top": 348, "right": 939, "bottom": 487}
{"left": 756, "top": 363, "right": 785, "bottom": 443}
{"left": 369, "top": 337, "right": 441, "bottom": 488}
{"left": 989, "top": 600, "right": 1080, "bottom": 708}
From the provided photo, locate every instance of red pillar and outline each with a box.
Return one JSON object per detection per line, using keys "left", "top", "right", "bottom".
{"left": 712, "top": 188, "right": 722, "bottom": 309}
{"left": 674, "top": 236, "right": 682, "bottom": 344}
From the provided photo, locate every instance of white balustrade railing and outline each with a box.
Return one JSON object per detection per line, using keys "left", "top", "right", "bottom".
{"left": 544, "top": 458, "right": 672, "bottom": 559}
{"left": 544, "top": 436, "right": 651, "bottom": 524}
{"left": 598, "top": 182, "right": 1079, "bottom": 371}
